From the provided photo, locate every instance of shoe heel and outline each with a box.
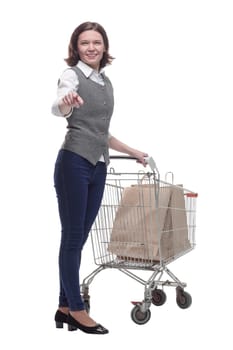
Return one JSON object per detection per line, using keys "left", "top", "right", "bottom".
{"left": 68, "top": 324, "right": 78, "bottom": 331}
{"left": 56, "top": 321, "right": 64, "bottom": 329}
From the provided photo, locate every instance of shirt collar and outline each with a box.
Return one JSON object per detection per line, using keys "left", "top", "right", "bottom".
{"left": 77, "top": 60, "right": 105, "bottom": 78}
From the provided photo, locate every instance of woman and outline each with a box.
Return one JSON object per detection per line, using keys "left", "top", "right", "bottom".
{"left": 52, "top": 21, "right": 148, "bottom": 334}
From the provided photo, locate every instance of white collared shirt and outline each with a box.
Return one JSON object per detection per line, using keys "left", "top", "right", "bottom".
{"left": 51, "top": 61, "right": 105, "bottom": 117}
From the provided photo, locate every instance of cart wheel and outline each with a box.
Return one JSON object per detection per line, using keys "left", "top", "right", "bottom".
{"left": 176, "top": 290, "right": 192, "bottom": 309}
{"left": 131, "top": 305, "right": 151, "bottom": 325}
{"left": 152, "top": 289, "right": 167, "bottom": 306}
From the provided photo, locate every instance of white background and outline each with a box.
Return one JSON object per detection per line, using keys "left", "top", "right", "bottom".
{"left": 0, "top": 0, "right": 232, "bottom": 348}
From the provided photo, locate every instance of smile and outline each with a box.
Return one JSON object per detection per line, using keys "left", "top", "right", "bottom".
{"left": 86, "top": 54, "right": 98, "bottom": 58}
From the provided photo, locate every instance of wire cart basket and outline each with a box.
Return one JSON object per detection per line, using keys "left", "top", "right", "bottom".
{"left": 81, "top": 156, "right": 198, "bottom": 325}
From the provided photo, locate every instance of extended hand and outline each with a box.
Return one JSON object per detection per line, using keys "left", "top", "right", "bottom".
{"left": 62, "top": 91, "right": 84, "bottom": 108}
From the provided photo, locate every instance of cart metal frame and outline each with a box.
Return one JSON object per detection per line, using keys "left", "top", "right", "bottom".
{"left": 81, "top": 156, "right": 198, "bottom": 324}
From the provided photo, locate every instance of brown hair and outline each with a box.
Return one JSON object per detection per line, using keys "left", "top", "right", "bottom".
{"left": 65, "top": 22, "right": 114, "bottom": 68}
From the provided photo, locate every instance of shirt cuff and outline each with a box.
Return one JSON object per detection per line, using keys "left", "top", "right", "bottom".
{"left": 51, "top": 101, "right": 73, "bottom": 118}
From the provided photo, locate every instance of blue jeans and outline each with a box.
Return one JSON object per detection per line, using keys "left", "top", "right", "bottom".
{"left": 54, "top": 149, "right": 107, "bottom": 311}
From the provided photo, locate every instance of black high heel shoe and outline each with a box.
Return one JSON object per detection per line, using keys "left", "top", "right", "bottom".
{"left": 54, "top": 310, "right": 69, "bottom": 329}
{"left": 67, "top": 313, "right": 109, "bottom": 334}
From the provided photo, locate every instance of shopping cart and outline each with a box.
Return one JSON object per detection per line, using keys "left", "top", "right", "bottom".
{"left": 81, "top": 156, "right": 198, "bottom": 324}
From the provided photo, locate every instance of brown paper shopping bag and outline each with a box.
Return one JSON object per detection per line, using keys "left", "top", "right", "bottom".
{"left": 162, "top": 186, "right": 191, "bottom": 258}
{"left": 108, "top": 183, "right": 190, "bottom": 262}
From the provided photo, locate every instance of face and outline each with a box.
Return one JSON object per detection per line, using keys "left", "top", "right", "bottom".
{"left": 77, "top": 30, "right": 105, "bottom": 71}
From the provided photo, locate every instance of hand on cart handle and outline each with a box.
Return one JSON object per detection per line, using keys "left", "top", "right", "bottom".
{"left": 134, "top": 151, "right": 149, "bottom": 167}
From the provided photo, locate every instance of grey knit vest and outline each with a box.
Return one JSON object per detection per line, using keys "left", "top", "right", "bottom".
{"left": 61, "top": 66, "right": 114, "bottom": 165}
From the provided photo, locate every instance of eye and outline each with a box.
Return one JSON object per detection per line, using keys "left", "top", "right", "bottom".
{"left": 80, "top": 41, "right": 89, "bottom": 46}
